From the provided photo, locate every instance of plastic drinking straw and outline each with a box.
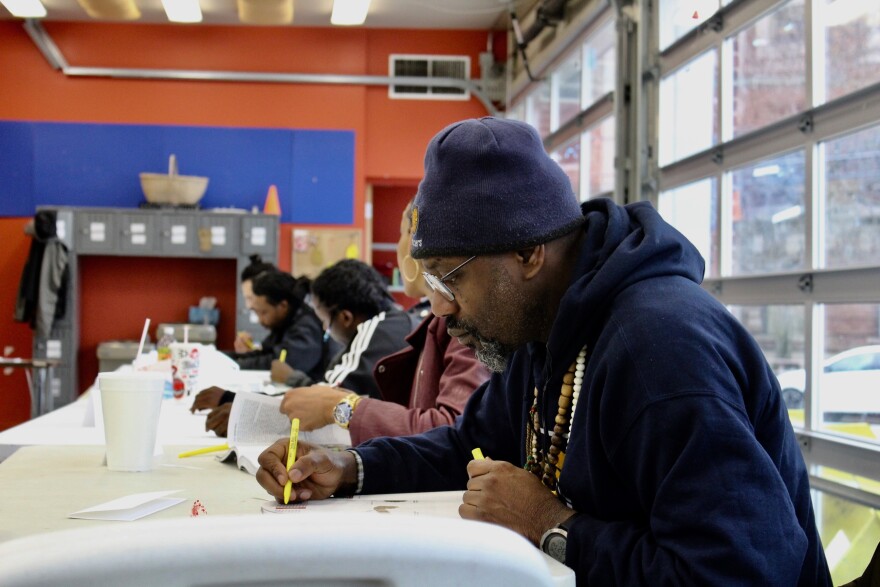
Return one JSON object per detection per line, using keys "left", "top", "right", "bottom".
{"left": 135, "top": 318, "right": 150, "bottom": 369}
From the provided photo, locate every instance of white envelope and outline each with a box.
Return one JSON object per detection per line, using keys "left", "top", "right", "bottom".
{"left": 69, "top": 490, "right": 185, "bottom": 522}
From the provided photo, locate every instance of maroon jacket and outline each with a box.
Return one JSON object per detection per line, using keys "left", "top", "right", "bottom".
{"left": 347, "top": 314, "right": 489, "bottom": 445}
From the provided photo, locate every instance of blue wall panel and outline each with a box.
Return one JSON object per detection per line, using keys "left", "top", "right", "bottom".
{"left": 0, "top": 120, "right": 353, "bottom": 224}
{"left": 0, "top": 122, "right": 35, "bottom": 216}
{"left": 33, "top": 122, "right": 155, "bottom": 208}
{"left": 289, "top": 130, "right": 355, "bottom": 224}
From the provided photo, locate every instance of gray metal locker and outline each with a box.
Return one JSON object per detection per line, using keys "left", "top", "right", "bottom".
{"left": 53, "top": 209, "right": 75, "bottom": 250}
{"left": 158, "top": 213, "right": 197, "bottom": 256}
{"left": 241, "top": 216, "right": 278, "bottom": 256}
{"left": 31, "top": 206, "right": 279, "bottom": 414}
{"left": 197, "top": 215, "right": 240, "bottom": 257}
{"left": 75, "top": 210, "right": 117, "bottom": 254}
{"left": 119, "top": 212, "right": 158, "bottom": 254}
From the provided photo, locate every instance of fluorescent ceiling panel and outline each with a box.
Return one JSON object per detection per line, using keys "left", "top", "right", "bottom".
{"left": 331, "top": 0, "right": 371, "bottom": 26}
{"left": 162, "top": 0, "right": 202, "bottom": 23}
{"left": 1, "top": 0, "right": 47, "bottom": 17}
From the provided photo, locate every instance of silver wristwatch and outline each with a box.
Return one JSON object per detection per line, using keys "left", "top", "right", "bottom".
{"left": 540, "top": 514, "right": 578, "bottom": 564}
{"left": 332, "top": 393, "right": 361, "bottom": 429}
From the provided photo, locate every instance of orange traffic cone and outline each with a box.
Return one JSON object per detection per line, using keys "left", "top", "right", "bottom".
{"left": 263, "top": 184, "right": 281, "bottom": 215}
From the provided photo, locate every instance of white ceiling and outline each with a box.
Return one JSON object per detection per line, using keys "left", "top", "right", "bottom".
{"left": 2, "top": 0, "right": 535, "bottom": 29}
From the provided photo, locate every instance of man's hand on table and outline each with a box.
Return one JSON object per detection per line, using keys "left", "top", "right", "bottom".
{"left": 256, "top": 440, "right": 358, "bottom": 502}
{"left": 190, "top": 386, "right": 228, "bottom": 413}
{"left": 233, "top": 332, "right": 254, "bottom": 354}
{"left": 204, "top": 404, "right": 231, "bottom": 437}
{"left": 270, "top": 359, "right": 295, "bottom": 383}
{"left": 461, "top": 458, "right": 574, "bottom": 545}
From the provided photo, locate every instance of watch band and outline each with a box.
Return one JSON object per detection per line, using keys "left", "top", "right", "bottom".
{"left": 540, "top": 512, "right": 579, "bottom": 563}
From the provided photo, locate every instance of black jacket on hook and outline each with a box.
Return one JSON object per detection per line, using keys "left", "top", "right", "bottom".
{"left": 14, "top": 210, "right": 69, "bottom": 339}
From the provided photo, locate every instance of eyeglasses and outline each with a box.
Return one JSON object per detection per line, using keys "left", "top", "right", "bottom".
{"left": 422, "top": 256, "right": 477, "bottom": 303}
{"left": 317, "top": 307, "right": 339, "bottom": 341}
{"left": 326, "top": 308, "right": 338, "bottom": 329}
{"left": 310, "top": 302, "right": 337, "bottom": 329}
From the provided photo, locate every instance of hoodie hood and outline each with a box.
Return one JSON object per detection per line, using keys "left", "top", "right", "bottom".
{"left": 545, "top": 198, "right": 706, "bottom": 367}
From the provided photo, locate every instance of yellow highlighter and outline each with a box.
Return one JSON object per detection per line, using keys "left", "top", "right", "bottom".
{"left": 472, "top": 448, "right": 485, "bottom": 460}
{"left": 238, "top": 331, "right": 255, "bottom": 350}
{"left": 283, "top": 417, "right": 300, "bottom": 504}
{"left": 279, "top": 349, "right": 288, "bottom": 363}
{"left": 178, "top": 443, "right": 229, "bottom": 458}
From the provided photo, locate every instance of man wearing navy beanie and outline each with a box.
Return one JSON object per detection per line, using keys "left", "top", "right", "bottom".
{"left": 258, "top": 117, "right": 831, "bottom": 587}
{"left": 411, "top": 117, "right": 584, "bottom": 258}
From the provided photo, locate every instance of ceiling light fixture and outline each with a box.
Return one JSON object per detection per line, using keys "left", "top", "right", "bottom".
{"left": 0, "top": 0, "right": 47, "bottom": 18}
{"left": 76, "top": 0, "right": 141, "bottom": 20}
{"left": 237, "top": 0, "right": 293, "bottom": 25}
{"left": 331, "top": 0, "right": 371, "bottom": 26}
{"left": 161, "top": 0, "right": 202, "bottom": 23}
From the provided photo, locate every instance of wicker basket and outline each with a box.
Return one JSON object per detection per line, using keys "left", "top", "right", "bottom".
{"left": 140, "top": 154, "right": 208, "bottom": 206}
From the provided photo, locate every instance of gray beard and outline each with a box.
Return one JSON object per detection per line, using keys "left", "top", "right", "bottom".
{"left": 473, "top": 337, "right": 511, "bottom": 373}
{"left": 447, "top": 316, "right": 514, "bottom": 373}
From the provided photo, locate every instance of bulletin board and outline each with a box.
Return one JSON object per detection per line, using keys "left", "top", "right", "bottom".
{"left": 291, "top": 227, "right": 363, "bottom": 279}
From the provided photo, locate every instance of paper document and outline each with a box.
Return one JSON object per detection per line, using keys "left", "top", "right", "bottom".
{"left": 219, "top": 393, "right": 351, "bottom": 475}
{"left": 260, "top": 491, "right": 464, "bottom": 517}
{"left": 69, "top": 490, "right": 185, "bottom": 522}
{"left": 219, "top": 370, "right": 290, "bottom": 395}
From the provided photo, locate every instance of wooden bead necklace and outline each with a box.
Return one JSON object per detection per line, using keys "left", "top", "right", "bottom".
{"left": 525, "top": 346, "right": 587, "bottom": 492}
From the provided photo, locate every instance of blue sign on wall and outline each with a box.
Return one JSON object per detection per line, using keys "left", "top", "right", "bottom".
{"left": 0, "top": 120, "right": 354, "bottom": 224}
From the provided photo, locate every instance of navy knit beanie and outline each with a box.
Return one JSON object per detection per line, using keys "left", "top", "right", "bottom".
{"left": 410, "top": 116, "right": 584, "bottom": 259}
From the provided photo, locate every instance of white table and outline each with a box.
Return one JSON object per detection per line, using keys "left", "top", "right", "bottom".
{"left": 0, "top": 368, "right": 276, "bottom": 450}
{"left": 0, "top": 373, "right": 575, "bottom": 586}
{"left": 0, "top": 444, "right": 263, "bottom": 541}
{"left": 0, "top": 391, "right": 222, "bottom": 451}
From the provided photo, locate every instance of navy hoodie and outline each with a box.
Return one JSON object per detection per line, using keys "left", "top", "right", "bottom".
{"left": 355, "top": 199, "right": 831, "bottom": 586}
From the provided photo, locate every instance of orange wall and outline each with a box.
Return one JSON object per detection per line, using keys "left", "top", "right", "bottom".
{"left": 364, "top": 30, "right": 495, "bottom": 182}
{"left": 0, "top": 20, "right": 495, "bottom": 430}
{"left": 79, "top": 257, "right": 237, "bottom": 394}
{"left": 0, "top": 218, "right": 39, "bottom": 430}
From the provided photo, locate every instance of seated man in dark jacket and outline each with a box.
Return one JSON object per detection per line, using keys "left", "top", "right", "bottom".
{"left": 232, "top": 254, "right": 276, "bottom": 353}
{"left": 195, "top": 259, "right": 413, "bottom": 436}
{"left": 288, "top": 259, "right": 414, "bottom": 398}
{"left": 256, "top": 117, "right": 832, "bottom": 586}
{"left": 227, "top": 270, "right": 327, "bottom": 376}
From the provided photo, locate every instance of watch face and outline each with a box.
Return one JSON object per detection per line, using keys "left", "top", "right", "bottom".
{"left": 546, "top": 533, "right": 567, "bottom": 563}
{"left": 334, "top": 401, "right": 353, "bottom": 425}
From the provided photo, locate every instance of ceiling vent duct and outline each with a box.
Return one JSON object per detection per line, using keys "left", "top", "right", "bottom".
{"left": 389, "top": 55, "right": 471, "bottom": 100}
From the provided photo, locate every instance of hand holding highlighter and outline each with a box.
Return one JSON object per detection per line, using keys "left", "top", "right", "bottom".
{"left": 283, "top": 418, "right": 300, "bottom": 504}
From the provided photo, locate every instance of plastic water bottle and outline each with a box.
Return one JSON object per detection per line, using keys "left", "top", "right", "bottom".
{"left": 157, "top": 326, "right": 176, "bottom": 361}
{"left": 156, "top": 326, "right": 176, "bottom": 399}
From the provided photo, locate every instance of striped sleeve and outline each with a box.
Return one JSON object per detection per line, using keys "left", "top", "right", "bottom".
{"left": 324, "top": 312, "right": 385, "bottom": 386}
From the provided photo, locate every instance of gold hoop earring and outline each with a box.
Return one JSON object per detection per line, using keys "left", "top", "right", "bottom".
{"left": 402, "top": 255, "right": 420, "bottom": 283}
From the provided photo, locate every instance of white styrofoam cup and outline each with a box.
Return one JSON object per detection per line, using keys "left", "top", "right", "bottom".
{"left": 98, "top": 371, "right": 166, "bottom": 472}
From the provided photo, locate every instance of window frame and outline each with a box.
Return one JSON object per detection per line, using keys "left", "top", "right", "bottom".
{"left": 656, "top": 0, "right": 880, "bottom": 426}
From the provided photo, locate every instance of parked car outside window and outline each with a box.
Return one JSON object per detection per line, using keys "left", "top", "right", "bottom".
{"left": 776, "top": 345, "right": 880, "bottom": 419}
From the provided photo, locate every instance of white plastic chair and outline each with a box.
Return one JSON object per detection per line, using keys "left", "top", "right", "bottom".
{"left": 0, "top": 513, "right": 559, "bottom": 586}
